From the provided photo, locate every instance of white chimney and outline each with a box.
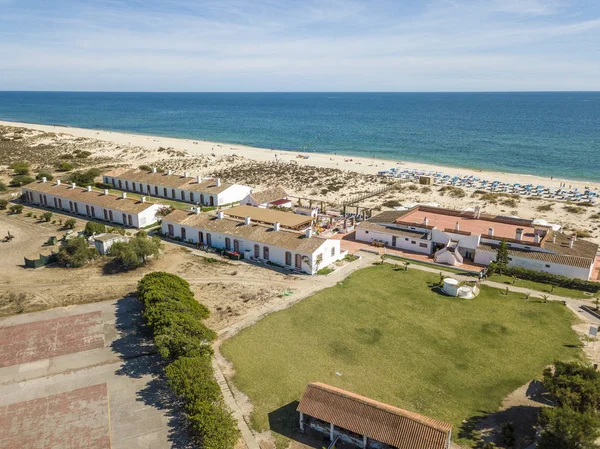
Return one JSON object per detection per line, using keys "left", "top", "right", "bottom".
{"left": 217, "top": 210, "right": 224, "bottom": 219}
{"left": 534, "top": 234, "right": 540, "bottom": 244}
{"left": 570, "top": 235, "right": 575, "bottom": 248}
{"left": 488, "top": 227, "right": 494, "bottom": 237}
{"left": 245, "top": 216, "right": 251, "bottom": 225}
{"left": 273, "top": 222, "right": 280, "bottom": 231}
{"left": 104, "top": 189, "right": 109, "bottom": 195}
{"left": 455, "top": 221, "right": 460, "bottom": 231}
{"left": 141, "top": 196, "right": 146, "bottom": 203}
{"left": 71, "top": 182, "right": 76, "bottom": 189}
{"left": 195, "top": 207, "right": 201, "bottom": 215}
{"left": 516, "top": 228, "right": 524, "bottom": 241}
{"left": 216, "top": 178, "right": 221, "bottom": 187}
{"left": 474, "top": 206, "right": 481, "bottom": 219}
{"left": 184, "top": 172, "right": 188, "bottom": 178}
{"left": 56, "top": 179, "right": 61, "bottom": 185}
{"left": 305, "top": 228, "right": 313, "bottom": 238}
{"left": 167, "top": 169, "right": 173, "bottom": 175}
{"left": 87, "top": 185, "right": 92, "bottom": 192}
{"left": 122, "top": 192, "right": 127, "bottom": 199}
{"left": 196, "top": 175, "right": 201, "bottom": 183}
{"left": 42, "top": 177, "right": 47, "bottom": 183}
{"left": 552, "top": 234, "right": 556, "bottom": 243}
{"left": 423, "top": 217, "right": 429, "bottom": 226}
{"left": 152, "top": 167, "right": 157, "bottom": 173}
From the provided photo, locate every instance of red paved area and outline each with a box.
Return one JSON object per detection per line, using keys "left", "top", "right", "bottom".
{"left": 0, "top": 311, "right": 104, "bottom": 368}
{"left": 0, "top": 383, "right": 111, "bottom": 449}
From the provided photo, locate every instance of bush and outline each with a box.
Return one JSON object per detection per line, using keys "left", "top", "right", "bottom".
{"left": 84, "top": 221, "right": 106, "bottom": 237}
{"left": 57, "top": 237, "right": 99, "bottom": 267}
{"left": 537, "top": 203, "right": 553, "bottom": 212}
{"left": 9, "top": 204, "right": 24, "bottom": 214}
{"left": 0, "top": 199, "right": 8, "bottom": 209}
{"left": 75, "top": 150, "right": 92, "bottom": 158}
{"left": 56, "top": 161, "right": 74, "bottom": 172}
{"left": 564, "top": 205, "right": 584, "bottom": 214}
{"left": 488, "top": 262, "right": 600, "bottom": 293}
{"left": 137, "top": 273, "right": 237, "bottom": 448}
{"left": 538, "top": 406, "right": 600, "bottom": 449}
{"left": 138, "top": 164, "right": 152, "bottom": 172}
{"left": 41, "top": 211, "right": 53, "bottom": 222}
{"left": 95, "top": 182, "right": 112, "bottom": 190}
{"left": 68, "top": 168, "right": 102, "bottom": 187}
{"left": 35, "top": 172, "right": 54, "bottom": 181}
{"left": 382, "top": 200, "right": 402, "bottom": 208}
{"left": 9, "top": 175, "right": 35, "bottom": 187}
{"left": 110, "top": 233, "right": 163, "bottom": 270}
{"left": 64, "top": 218, "right": 77, "bottom": 229}
{"left": 0, "top": 181, "right": 7, "bottom": 192}
{"left": 9, "top": 161, "right": 30, "bottom": 175}
{"left": 543, "top": 361, "right": 600, "bottom": 413}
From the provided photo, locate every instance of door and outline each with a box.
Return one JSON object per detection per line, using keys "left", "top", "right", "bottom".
{"left": 198, "top": 231, "right": 204, "bottom": 243}
{"left": 206, "top": 233, "right": 212, "bottom": 246}
{"left": 209, "top": 196, "right": 214, "bottom": 206}
{"left": 168, "top": 224, "right": 174, "bottom": 236}
{"left": 234, "top": 240, "right": 240, "bottom": 253}
{"left": 295, "top": 254, "right": 302, "bottom": 269}
{"left": 225, "top": 238, "right": 231, "bottom": 250}
{"left": 254, "top": 244, "right": 260, "bottom": 258}
{"left": 181, "top": 227, "right": 186, "bottom": 240}
{"left": 392, "top": 236, "right": 397, "bottom": 247}
{"left": 285, "top": 252, "right": 292, "bottom": 266}
{"left": 263, "top": 246, "right": 269, "bottom": 260}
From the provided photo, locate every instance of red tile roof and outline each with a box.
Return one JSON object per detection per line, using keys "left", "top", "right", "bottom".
{"left": 297, "top": 382, "right": 451, "bottom": 449}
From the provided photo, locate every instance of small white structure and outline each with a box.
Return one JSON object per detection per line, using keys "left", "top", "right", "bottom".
{"left": 242, "top": 187, "right": 291, "bottom": 209}
{"left": 443, "top": 278, "right": 460, "bottom": 297}
{"left": 93, "top": 233, "right": 129, "bottom": 255}
{"left": 442, "top": 278, "right": 479, "bottom": 299}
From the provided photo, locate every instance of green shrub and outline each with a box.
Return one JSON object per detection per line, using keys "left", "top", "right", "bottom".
{"left": 57, "top": 237, "right": 98, "bottom": 267}
{"left": 64, "top": 218, "right": 77, "bottom": 229}
{"left": 35, "top": 172, "right": 54, "bottom": 181}
{"left": 0, "top": 181, "right": 7, "bottom": 192}
{"left": 56, "top": 161, "right": 74, "bottom": 172}
{"left": 488, "top": 262, "right": 600, "bottom": 293}
{"left": 41, "top": 211, "right": 53, "bottom": 222}
{"left": 317, "top": 267, "right": 334, "bottom": 275}
{"left": 9, "top": 204, "right": 24, "bottom": 214}
{"left": 9, "top": 175, "right": 35, "bottom": 187}
{"left": 109, "top": 234, "right": 163, "bottom": 270}
{"left": 84, "top": 221, "right": 106, "bottom": 236}
{"left": 9, "top": 161, "right": 30, "bottom": 175}
{"left": 382, "top": 200, "right": 401, "bottom": 208}
{"left": 576, "top": 230, "right": 592, "bottom": 238}
{"left": 68, "top": 168, "right": 102, "bottom": 187}
{"left": 138, "top": 164, "right": 152, "bottom": 171}
{"left": 95, "top": 182, "right": 112, "bottom": 190}
{"left": 0, "top": 199, "right": 9, "bottom": 209}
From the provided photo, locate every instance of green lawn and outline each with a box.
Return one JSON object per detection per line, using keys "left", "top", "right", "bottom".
{"left": 221, "top": 265, "right": 582, "bottom": 446}
{"left": 488, "top": 274, "right": 596, "bottom": 300}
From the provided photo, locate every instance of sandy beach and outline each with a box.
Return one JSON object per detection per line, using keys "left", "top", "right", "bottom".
{"left": 1, "top": 120, "right": 599, "bottom": 246}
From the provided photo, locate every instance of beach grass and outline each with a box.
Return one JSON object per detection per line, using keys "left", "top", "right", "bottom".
{"left": 221, "top": 265, "right": 582, "bottom": 446}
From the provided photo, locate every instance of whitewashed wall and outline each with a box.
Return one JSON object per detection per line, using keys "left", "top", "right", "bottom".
{"left": 355, "top": 227, "right": 432, "bottom": 254}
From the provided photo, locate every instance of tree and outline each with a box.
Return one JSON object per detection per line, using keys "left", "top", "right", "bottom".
{"left": 35, "top": 172, "right": 54, "bottom": 181}
{"left": 64, "top": 218, "right": 77, "bottom": 229}
{"left": 538, "top": 407, "right": 600, "bottom": 449}
{"left": 84, "top": 221, "right": 106, "bottom": 237}
{"left": 9, "top": 175, "right": 35, "bottom": 187}
{"left": 542, "top": 294, "right": 549, "bottom": 303}
{"left": 110, "top": 233, "right": 163, "bottom": 269}
{"left": 56, "top": 161, "right": 74, "bottom": 172}
{"left": 9, "top": 204, "right": 23, "bottom": 214}
{"left": 9, "top": 161, "right": 30, "bottom": 175}
{"left": 543, "top": 361, "right": 600, "bottom": 413}
{"left": 41, "top": 211, "right": 53, "bottom": 222}
{"left": 496, "top": 239, "right": 509, "bottom": 275}
{"left": 68, "top": 168, "right": 102, "bottom": 186}
{"left": 57, "top": 237, "right": 99, "bottom": 267}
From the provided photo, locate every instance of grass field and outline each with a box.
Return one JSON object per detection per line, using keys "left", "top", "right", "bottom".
{"left": 221, "top": 265, "right": 582, "bottom": 445}
{"left": 489, "top": 274, "right": 596, "bottom": 300}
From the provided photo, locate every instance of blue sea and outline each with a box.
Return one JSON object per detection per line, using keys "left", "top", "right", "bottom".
{"left": 0, "top": 92, "right": 598, "bottom": 181}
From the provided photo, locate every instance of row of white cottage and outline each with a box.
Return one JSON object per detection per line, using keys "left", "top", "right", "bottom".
{"left": 161, "top": 208, "right": 346, "bottom": 275}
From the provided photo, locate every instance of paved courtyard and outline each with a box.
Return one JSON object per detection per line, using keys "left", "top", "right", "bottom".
{"left": 0, "top": 298, "right": 192, "bottom": 449}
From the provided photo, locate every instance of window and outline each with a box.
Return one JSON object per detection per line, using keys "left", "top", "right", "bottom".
{"left": 74, "top": 203, "right": 79, "bottom": 214}
{"left": 58, "top": 198, "right": 62, "bottom": 209}
{"left": 132, "top": 182, "right": 136, "bottom": 191}
{"left": 122, "top": 213, "right": 127, "bottom": 224}
{"left": 234, "top": 240, "right": 240, "bottom": 253}
{"left": 154, "top": 186, "right": 159, "bottom": 196}
{"left": 147, "top": 184, "right": 151, "bottom": 193}
{"left": 163, "top": 187, "right": 168, "bottom": 197}
{"left": 109, "top": 210, "right": 113, "bottom": 221}
{"left": 392, "top": 236, "right": 397, "bottom": 247}
{"left": 91, "top": 206, "right": 95, "bottom": 217}
{"left": 69, "top": 201, "right": 73, "bottom": 211}
{"left": 411, "top": 241, "right": 416, "bottom": 245}
{"left": 103, "top": 209, "right": 108, "bottom": 220}
{"left": 206, "top": 233, "right": 212, "bottom": 246}
{"left": 254, "top": 244, "right": 260, "bottom": 258}
{"left": 524, "top": 246, "right": 531, "bottom": 250}
{"left": 225, "top": 237, "right": 231, "bottom": 250}
{"left": 181, "top": 227, "right": 187, "bottom": 240}
{"left": 508, "top": 257, "right": 513, "bottom": 261}
{"left": 128, "top": 215, "right": 133, "bottom": 226}
{"left": 200, "top": 194, "right": 205, "bottom": 204}
{"left": 189, "top": 192, "right": 194, "bottom": 202}
{"left": 198, "top": 231, "right": 204, "bottom": 243}
{"left": 331, "top": 247, "right": 335, "bottom": 257}
{"left": 168, "top": 224, "right": 174, "bottom": 236}
{"left": 405, "top": 238, "right": 409, "bottom": 241}
{"left": 263, "top": 246, "right": 269, "bottom": 260}
{"left": 419, "top": 243, "right": 427, "bottom": 248}
{"left": 545, "top": 264, "right": 551, "bottom": 268}
{"left": 209, "top": 196, "right": 214, "bottom": 206}
{"left": 171, "top": 189, "right": 176, "bottom": 199}
{"left": 295, "top": 254, "right": 302, "bottom": 268}
{"left": 118, "top": 180, "right": 122, "bottom": 189}
{"left": 285, "top": 252, "right": 292, "bottom": 265}
{"left": 365, "top": 230, "right": 369, "bottom": 234}
{"left": 125, "top": 181, "right": 129, "bottom": 190}
{"left": 181, "top": 191, "right": 185, "bottom": 201}
{"left": 86, "top": 205, "right": 90, "bottom": 216}
{"left": 53, "top": 198, "right": 58, "bottom": 208}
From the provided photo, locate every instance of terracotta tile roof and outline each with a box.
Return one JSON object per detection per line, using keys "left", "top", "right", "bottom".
{"left": 298, "top": 383, "right": 451, "bottom": 449}
{"left": 542, "top": 232, "right": 599, "bottom": 259}
{"left": 357, "top": 221, "right": 429, "bottom": 239}
{"left": 104, "top": 168, "right": 233, "bottom": 194}
{"left": 163, "top": 209, "right": 327, "bottom": 254}
{"left": 226, "top": 205, "right": 312, "bottom": 229}
{"left": 24, "top": 181, "right": 159, "bottom": 214}
{"left": 248, "top": 187, "right": 288, "bottom": 205}
{"left": 477, "top": 244, "right": 595, "bottom": 269}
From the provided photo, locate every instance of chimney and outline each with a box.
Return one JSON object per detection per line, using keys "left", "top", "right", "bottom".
{"left": 71, "top": 182, "right": 76, "bottom": 189}
{"left": 56, "top": 179, "right": 61, "bottom": 185}
{"left": 244, "top": 216, "right": 251, "bottom": 225}
{"left": 423, "top": 217, "right": 429, "bottom": 226}
{"left": 195, "top": 207, "right": 201, "bottom": 215}
{"left": 273, "top": 222, "right": 280, "bottom": 231}
{"left": 152, "top": 167, "right": 157, "bottom": 173}
{"left": 42, "top": 177, "right": 47, "bottom": 183}
{"left": 570, "top": 235, "right": 575, "bottom": 248}
{"left": 122, "top": 192, "right": 127, "bottom": 199}
{"left": 104, "top": 189, "right": 109, "bottom": 195}
{"left": 183, "top": 171, "right": 188, "bottom": 178}
{"left": 552, "top": 234, "right": 556, "bottom": 243}
{"left": 305, "top": 228, "right": 313, "bottom": 238}
{"left": 217, "top": 210, "right": 224, "bottom": 219}
{"left": 455, "top": 221, "right": 460, "bottom": 231}
{"left": 534, "top": 234, "right": 540, "bottom": 244}
{"left": 474, "top": 206, "right": 481, "bottom": 219}
{"left": 87, "top": 185, "right": 92, "bottom": 192}
{"left": 141, "top": 196, "right": 146, "bottom": 203}
{"left": 167, "top": 169, "right": 173, "bottom": 175}
{"left": 216, "top": 178, "right": 221, "bottom": 187}
{"left": 196, "top": 175, "right": 201, "bottom": 183}
{"left": 516, "top": 228, "right": 524, "bottom": 241}
{"left": 488, "top": 227, "right": 494, "bottom": 237}
{"left": 573, "top": 233, "right": 577, "bottom": 242}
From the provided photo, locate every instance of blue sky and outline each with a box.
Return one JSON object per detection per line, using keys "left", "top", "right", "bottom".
{"left": 1, "top": 0, "right": 599, "bottom": 91}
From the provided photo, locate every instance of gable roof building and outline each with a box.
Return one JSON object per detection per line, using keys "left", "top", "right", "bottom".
{"left": 241, "top": 186, "right": 290, "bottom": 208}
{"left": 298, "top": 382, "right": 452, "bottom": 449}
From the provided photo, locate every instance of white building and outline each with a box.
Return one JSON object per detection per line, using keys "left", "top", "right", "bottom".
{"left": 102, "top": 168, "right": 251, "bottom": 207}
{"left": 93, "top": 233, "right": 129, "bottom": 255}
{"left": 22, "top": 179, "right": 164, "bottom": 228}
{"left": 355, "top": 206, "right": 598, "bottom": 280}
{"left": 241, "top": 186, "right": 292, "bottom": 208}
{"left": 161, "top": 209, "right": 345, "bottom": 275}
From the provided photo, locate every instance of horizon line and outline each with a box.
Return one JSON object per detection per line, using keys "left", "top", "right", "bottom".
{"left": 1, "top": 90, "right": 599, "bottom": 94}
